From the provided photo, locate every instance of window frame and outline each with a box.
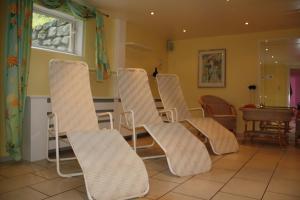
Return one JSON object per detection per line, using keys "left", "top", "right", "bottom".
{"left": 32, "top": 4, "right": 84, "bottom": 56}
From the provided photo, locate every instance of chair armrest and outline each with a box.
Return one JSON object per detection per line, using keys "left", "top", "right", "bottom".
{"left": 159, "top": 109, "right": 176, "bottom": 122}
{"left": 119, "top": 110, "right": 135, "bottom": 129}
{"left": 47, "top": 112, "right": 59, "bottom": 137}
{"left": 96, "top": 112, "right": 113, "bottom": 130}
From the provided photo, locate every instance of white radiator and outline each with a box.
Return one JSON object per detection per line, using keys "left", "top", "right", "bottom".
{"left": 22, "top": 96, "right": 163, "bottom": 161}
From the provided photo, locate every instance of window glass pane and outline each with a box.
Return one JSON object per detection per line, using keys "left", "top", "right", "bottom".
{"left": 32, "top": 11, "right": 74, "bottom": 53}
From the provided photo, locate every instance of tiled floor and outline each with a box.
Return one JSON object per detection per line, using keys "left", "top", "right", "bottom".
{"left": 0, "top": 136, "right": 300, "bottom": 200}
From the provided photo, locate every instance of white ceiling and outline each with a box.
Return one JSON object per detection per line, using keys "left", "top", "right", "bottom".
{"left": 87, "top": 0, "right": 300, "bottom": 40}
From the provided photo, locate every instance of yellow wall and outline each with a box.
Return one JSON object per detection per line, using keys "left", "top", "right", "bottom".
{"left": 0, "top": 0, "right": 8, "bottom": 157}
{"left": 263, "top": 64, "right": 289, "bottom": 106}
{"left": 168, "top": 28, "right": 300, "bottom": 132}
{"left": 126, "top": 22, "right": 168, "bottom": 98}
{"left": 28, "top": 17, "right": 115, "bottom": 97}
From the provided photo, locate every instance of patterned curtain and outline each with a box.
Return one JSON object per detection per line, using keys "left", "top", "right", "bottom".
{"left": 4, "top": 0, "right": 33, "bottom": 160}
{"left": 36, "top": 0, "right": 110, "bottom": 80}
{"left": 96, "top": 12, "right": 110, "bottom": 80}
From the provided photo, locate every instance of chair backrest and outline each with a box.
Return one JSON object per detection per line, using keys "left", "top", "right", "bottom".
{"left": 156, "top": 74, "right": 192, "bottom": 121}
{"left": 200, "top": 95, "right": 233, "bottom": 116}
{"left": 49, "top": 59, "right": 99, "bottom": 135}
{"left": 117, "top": 68, "right": 162, "bottom": 127}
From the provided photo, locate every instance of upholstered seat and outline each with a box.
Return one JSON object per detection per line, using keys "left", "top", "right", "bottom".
{"left": 200, "top": 95, "right": 237, "bottom": 133}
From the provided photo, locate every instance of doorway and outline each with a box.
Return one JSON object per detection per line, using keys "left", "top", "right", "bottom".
{"left": 290, "top": 68, "right": 300, "bottom": 108}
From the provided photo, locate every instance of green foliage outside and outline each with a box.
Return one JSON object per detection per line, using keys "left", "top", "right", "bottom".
{"left": 32, "top": 12, "right": 56, "bottom": 28}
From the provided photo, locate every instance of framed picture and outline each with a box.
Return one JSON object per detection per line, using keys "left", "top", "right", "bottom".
{"left": 198, "top": 49, "right": 226, "bottom": 88}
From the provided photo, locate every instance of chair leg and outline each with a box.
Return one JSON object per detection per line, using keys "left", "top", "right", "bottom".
{"left": 54, "top": 133, "right": 83, "bottom": 178}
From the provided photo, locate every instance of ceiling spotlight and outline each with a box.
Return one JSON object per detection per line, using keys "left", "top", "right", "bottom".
{"left": 244, "top": 22, "right": 249, "bottom": 25}
{"left": 226, "top": 0, "right": 230, "bottom": 2}
{"left": 271, "top": 55, "right": 274, "bottom": 58}
{"left": 265, "top": 48, "right": 269, "bottom": 51}
{"left": 183, "top": 29, "right": 187, "bottom": 33}
{"left": 150, "top": 11, "right": 155, "bottom": 15}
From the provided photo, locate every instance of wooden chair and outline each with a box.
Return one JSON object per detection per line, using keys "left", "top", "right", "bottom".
{"left": 200, "top": 95, "right": 237, "bottom": 133}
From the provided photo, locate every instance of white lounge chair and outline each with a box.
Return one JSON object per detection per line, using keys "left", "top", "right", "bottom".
{"left": 48, "top": 60, "right": 149, "bottom": 200}
{"left": 156, "top": 74, "right": 239, "bottom": 155}
{"left": 117, "top": 68, "right": 211, "bottom": 176}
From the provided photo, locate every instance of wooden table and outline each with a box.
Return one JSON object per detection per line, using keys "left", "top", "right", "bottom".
{"left": 240, "top": 107, "right": 294, "bottom": 146}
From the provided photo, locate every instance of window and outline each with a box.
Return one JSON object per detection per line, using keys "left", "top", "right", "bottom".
{"left": 32, "top": 5, "right": 84, "bottom": 56}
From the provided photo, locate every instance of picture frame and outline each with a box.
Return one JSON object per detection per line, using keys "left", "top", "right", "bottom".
{"left": 198, "top": 49, "right": 226, "bottom": 88}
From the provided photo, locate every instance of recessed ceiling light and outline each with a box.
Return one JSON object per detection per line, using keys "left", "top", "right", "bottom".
{"left": 265, "top": 48, "right": 269, "bottom": 51}
{"left": 226, "top": 0, "right": 230, "bottom": 2}
{"left": 271, "top": 55, "right": 274, "bottom": 58}
{"left": 183, "top": 29, "right": 187, "bottom": 33}
{"left": 244, "top": 22, "right": 249, "bottom": 25}
{"left": 150, "top": 11, "right": 155, "bottom": 15}
{"left": 275, "top": 61, "right": 278, "bottom": 64}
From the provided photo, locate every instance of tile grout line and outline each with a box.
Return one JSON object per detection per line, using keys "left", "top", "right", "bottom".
{"left": 155, "top": 147, "right": 259, "bottom": 200}
{"left": 0, "top": 186, "right": 28, "bottom": 196}
{"left": 220, "top": 191, "right": 257, "bottom": 199}
{"left": 29, "top": 183, "right": 85, "bottom": 198}
{"left": 259, "top": 148, "right": 286, "bottom": 200}
{"left": 208, "top": 147, "right": 260, "bottom": 200}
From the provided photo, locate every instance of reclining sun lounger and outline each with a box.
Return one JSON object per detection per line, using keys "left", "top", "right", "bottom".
{"left": 48, "top": 60, "right": 149, "bottom": 200}
{"left": 156, "top": 74, "right": 239, "bottom": 155}
{"left": 117, "top": 68, "right": 211, "bottom": 176}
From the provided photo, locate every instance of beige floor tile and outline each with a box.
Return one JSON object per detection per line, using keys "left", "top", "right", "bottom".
{"left": 267, "top": 178, "right": 300, "bottom": 197}
{"left": 277, "top": 160, "right": 300, "bottom": 170}
{"left": 0, "top": 175, "right": 5, "bottom": 181}
{"left": 221, "top": 178, "right": 267, "bottom": 199}
{"left": 273, "top": 168, "right": 300, "bottom": 181}
{"left": 43, "top": 190, "right": 87, "bottom": 200}
{"left": 159, "top": 192, "right": 202, "bottom": 200}
{"left": 210, "top": 155, "right": 222, "bottom": 163}
{"left": 30, "top": 177, "right": 83, "bottom": 196}
{"left": 245, "top": 159, "right": 277, "bottom": 171}
{"left": 263, "top": 192, "right": 300, "bottom": 200}
{"left": 235, "top": 167, "right": 273, "bottom": 183}
{"left": 252, "top": 154, "right": 281, "bottom": 163}
{"left": 0, "top": 163, "right": 45, "bottom": 178}
{"left": 222, "top": 153, "right": 252, "bottom": 162}
{"left": 145, "top": 178, "right": 178, "bottom": 199}
{"left": 213, "top": 158, "right": 245, "bottom": 171}
{"left": 147, "top": 168, "right": 160, "bottom": 177}
{"left": 75, "top": 185, "right": 86, "bottom": 193}
{"left": 239, "top": 145, "right": 258, "bottom": 153}
{"left": 212, "top": 192, "right": 256, "bottom": 200}
{"left": 0, "top": 174, "right": 46, "bottom": 194}
{"left": 193, "top": 168, "right": 236, "bottom": 183}
{"left": 0, "top": 187, "right": 47, "bottom": 200}
{"left": 144, "top": 158, "right": 169, "bottom": 172}
{"left": 153, "top": 170, "right": 191, "bottom": 184}
{"left": 33, "top": 160, "right": 56, "bottom": 169}
{"left": 33, "top": 168, "right": 59, "bottom": 180}
{"left": 174, "top": 179, "right": 223, "bottom": 200}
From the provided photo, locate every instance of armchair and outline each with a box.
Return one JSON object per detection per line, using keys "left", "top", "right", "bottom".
{"left": 200, "top": 95, "right": 237, "bottom": 133}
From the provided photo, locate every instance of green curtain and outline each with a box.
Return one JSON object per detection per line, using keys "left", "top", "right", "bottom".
{"left": 36, "top": 0, "right": 110, "bottom": 80}
{"left": 4, "top": 0, "right": 33, "bottom": 160}
{"left": 96, "top": 12, "right": 110, "bottom": 80}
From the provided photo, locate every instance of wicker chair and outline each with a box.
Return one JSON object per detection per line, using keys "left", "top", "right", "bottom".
{"left": 200, "top": 95, "right": 237, "bottom": 133}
